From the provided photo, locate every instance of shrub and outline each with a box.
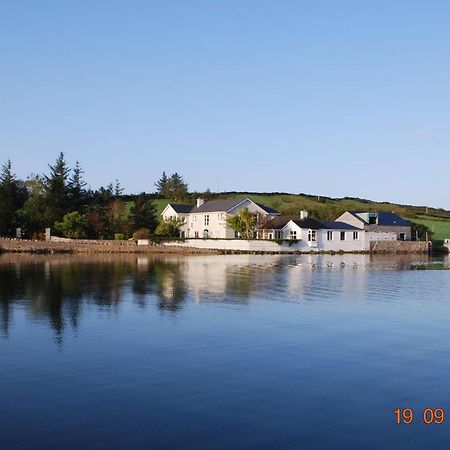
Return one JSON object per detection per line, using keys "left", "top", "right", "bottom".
{"left": 155, "top": 218, "right": 184, "bottom": 237}
{"left": 133, "top": 228, "right": 151, "bottom": 240}
{"left": 54, "top": 211, "right": 88, "bottom": 239}
{"left": 114, "top": 233, "right": 125, "bottom": 240}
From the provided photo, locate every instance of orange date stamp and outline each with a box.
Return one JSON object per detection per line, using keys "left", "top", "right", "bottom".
{"left": 394, "top": 408, "right": 447, "bottom": 424}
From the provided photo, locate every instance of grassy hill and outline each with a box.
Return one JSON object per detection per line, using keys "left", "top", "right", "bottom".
{"left": 127, "top": 192, "right": 450, "bottom": 242}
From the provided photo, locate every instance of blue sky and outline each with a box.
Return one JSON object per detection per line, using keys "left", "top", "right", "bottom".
{"left": 1, "top": 1, "right": 449, "bottom": 207}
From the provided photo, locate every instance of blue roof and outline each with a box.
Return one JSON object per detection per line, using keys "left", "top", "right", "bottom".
{"left": 350, "top": 211, "right": 410, "bottom": 226}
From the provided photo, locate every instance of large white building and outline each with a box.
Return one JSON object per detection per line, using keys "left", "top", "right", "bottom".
{"left": 161, "top": 198, "right": 280, "bottom": 239}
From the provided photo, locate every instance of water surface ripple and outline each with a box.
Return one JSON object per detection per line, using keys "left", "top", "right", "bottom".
{"left": 1, "top": 253, "right": 449, "bottom": 449}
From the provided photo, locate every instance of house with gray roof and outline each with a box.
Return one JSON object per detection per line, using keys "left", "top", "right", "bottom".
{"left": 161, "top": 198, "right": 280, "bottom": 238}
{"left": 258, "top": 210, "right": 367, "bottom": 251}
{"left": 336, "top": 211, "right": 411, "bottom": 240}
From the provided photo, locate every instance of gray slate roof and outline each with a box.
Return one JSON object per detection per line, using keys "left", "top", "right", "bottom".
{"left": 193, "top": 199, "right": 244, "bottom": 213}
{"left": 191, "top": 198, "right": 280, "bottom": 214}
{"left": 321, "top": 221, "right": 361, "bottom": 230}
{"left": 170, "top": 204, "right": 194, "bottom": 214}
{"left": 350, "top": 211, "right": 410, "bottom": 226}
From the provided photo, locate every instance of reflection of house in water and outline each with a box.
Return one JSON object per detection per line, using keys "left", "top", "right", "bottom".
{"left": 0, "top": 253, "right": 434, "bottom": 343}
{"left": 180, "top": 255, "right": 288, "bottom": 302}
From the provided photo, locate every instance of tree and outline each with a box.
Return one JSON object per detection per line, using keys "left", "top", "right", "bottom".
{"left": 113, "top": 179, "right": 124, "bottom": 196}
{"left": 107, "top": 199, "right": 129, "bottom": 237}
{"left": 154, "top": 172, "right": 189, "bottom": 200}
{"left": 44, "top": 152, "right": 71, "bottom": 225}
{"left": 154, "top": 171, "right": 170, "bottom": 197}
{"left": 411, "top": 221, "right": 433, "bottom": 241}
{"left": 0, "top": 160, "right": 28, "bottom": 236}
{"left": 130, "top": 193, "right": 158, "bottom": 232}
{"left": 17, "top": 175, "right": 47, "bottom": 237}
{"left": 226, "top": 208, "right": 257, "bottom": 239}
{"left": 55, "top": 211, "right": 88, "bottom": 239}
{"left": 155, "top": 218, "right": 184, "bottom": 237}
{"left": 168, "top": 172, "right": 188, "bottom": 200}
{"left": 68, "top": 161, "right": 87, "bottom": 208}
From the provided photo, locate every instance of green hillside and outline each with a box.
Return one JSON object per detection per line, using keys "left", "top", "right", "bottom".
{"left": 410, "top": 217, "right": 450, "bottom": 242}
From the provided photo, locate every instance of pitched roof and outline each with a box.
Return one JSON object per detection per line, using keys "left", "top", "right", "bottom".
{"left": 290, "top": 218, "right": 326, "bottom": 230}
{"left": 169, "top": 204, "right": 194, "bottom": 214}
{"left": 258, "top": 215, "right": 297, "bottom": 230}
{"left": 192, "top": 199, "right": 244, "bottom": 213}
{"left": 321, "top": 221, "right": 361, "bottom": 230}
{"left": 254, "top": 202, "right": 280, "bottom": 214}
{"left": 191, "top": 198, "right": 280, "bottom": 214}
{"left": 349, "top": 211, "right": 410, "bottom": 226}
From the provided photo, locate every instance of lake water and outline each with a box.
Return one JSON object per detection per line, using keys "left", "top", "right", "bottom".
{"left": 1, "top": 253, "right": 450, "bottom": 449}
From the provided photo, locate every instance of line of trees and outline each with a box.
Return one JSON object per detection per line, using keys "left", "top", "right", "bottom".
{"left": 0, "top": 154, "right": 177, "bottom": 240}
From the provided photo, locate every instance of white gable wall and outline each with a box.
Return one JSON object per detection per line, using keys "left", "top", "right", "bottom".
{"left": 335, "top": 212, "right": 365, "bottom": 229}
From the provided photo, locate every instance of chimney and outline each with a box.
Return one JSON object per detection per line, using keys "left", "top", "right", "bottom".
{"left": 196, "top": 198, "right": 205, "bottom": 208}
{"left": 300, "top": 210, "right": 308, "bottom": 220}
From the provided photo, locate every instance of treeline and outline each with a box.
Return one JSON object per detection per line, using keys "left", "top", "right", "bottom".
{"left": 0, "top": 154, "right": 190, "bottom": 240}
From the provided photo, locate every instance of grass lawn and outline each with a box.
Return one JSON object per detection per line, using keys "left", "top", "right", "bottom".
{"left": 411, "top": 217, "right": 450, "bottom": 241}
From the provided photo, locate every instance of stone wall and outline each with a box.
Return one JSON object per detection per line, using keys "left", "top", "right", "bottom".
{"left": 370, "top": 240, "right": 430, "bottom": 254}
{"left": 0, "top": 238, "right": 216, "bottom": 255}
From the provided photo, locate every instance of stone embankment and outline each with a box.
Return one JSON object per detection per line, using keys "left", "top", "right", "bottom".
{"left": 0, "top": 238, "right": 217, "bottom": 255}
{"left": 370, "top": 240, "right": 431, "bottom": 254}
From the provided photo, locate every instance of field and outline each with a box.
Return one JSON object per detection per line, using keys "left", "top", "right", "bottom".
{"left": 409, "top": 216, "right": 450, "bottom": 242}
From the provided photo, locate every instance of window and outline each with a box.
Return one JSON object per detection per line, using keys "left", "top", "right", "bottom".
{"left": 308, "top": 230, "right": 317, "bottom": 242}
{"left": 399, "top": 233, "right": 406, "bottom": 241}
{"left": 290, "top": 230, "right": 297, "bottom": 240}
{"left": 194, "top": 231, "right": 199, "bottom": 238}
{"left": 327, "top": 231, "right": 333, "bottom": 241}
{"left": 340, "top": 231, "right": 346, "bottom": 241}
{"left": 353, "top": 231, "right": 359, "bottom": 240}
{"left": 204, "top": 215, "right": 209, "bottom": 226}
{"left": 193, "top": 216, "right": 197, "bottom": 223}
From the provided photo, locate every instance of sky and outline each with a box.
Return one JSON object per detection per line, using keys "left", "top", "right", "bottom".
{"left": 0, "top": 1, "right": 449, "bottom": 207}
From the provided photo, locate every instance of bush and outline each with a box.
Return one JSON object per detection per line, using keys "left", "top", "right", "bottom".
{"left": 114, "top": 233, "right": 125, "bottom": 240}
{"left": 54, "top": 211, "right": 88, "bottom": 239}
{"left": 132, "top": 228, "right": 150, "bottom": 240}
{"left": 155, "top": 218, "right": 183, "bottom": 237}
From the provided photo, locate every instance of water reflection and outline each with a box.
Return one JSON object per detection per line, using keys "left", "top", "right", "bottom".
{"left": 0, "top": 253, "right": 442, "bottom": 341}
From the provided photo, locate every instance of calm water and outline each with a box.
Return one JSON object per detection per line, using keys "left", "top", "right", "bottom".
{"left": 1, "top": 253, "right": 450, "bottom": 450}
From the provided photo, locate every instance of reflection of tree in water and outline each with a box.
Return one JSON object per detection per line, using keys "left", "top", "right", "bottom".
{"left": 0, "top": 256, "right": 189, "bottom": 342}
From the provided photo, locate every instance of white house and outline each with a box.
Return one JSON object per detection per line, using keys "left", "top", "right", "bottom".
{"left": 161, "top": 198, "right": 280, "bottom": 239}
{"left": 259, "top": 211, "right": 368, "bottom": 252}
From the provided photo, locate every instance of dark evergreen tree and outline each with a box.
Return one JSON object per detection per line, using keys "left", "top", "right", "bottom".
{"left": 114, "top": 179, "right": 124, "bottom": 197}
{"left": 154, "top": 171, "right": 170, "bottom": 197}
{"left": 0, "top": 160, "right": 28, "bottom": 236}
{"left": 44, "top": 152, "right": 71, "bottom": 225}
{"left": 68, "top": 161, "right": 87, "bottom": 209}
{"left": 130, "top": 193, "right": 158, "bottom": 232}
{"left": 168, "top": 172, "right": 188, "bottom": 200}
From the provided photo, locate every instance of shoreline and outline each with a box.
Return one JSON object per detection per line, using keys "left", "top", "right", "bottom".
{"left": 0, "top": 237, "right": 432, "bottom": 256}
{"left": 0, "top": 238, "right": 218, "bottom": 255}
